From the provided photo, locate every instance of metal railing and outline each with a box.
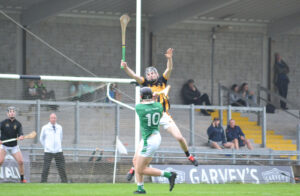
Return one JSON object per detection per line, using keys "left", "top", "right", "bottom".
{"left": 218, "top": 84, "right": 267, "bottom": 146}
{"left": 257, "top": 84, "right": 300, "bottom": 119}
{"left": 0, "top": 99, "right": 299, "bottom": 164}
{"left": 20, "top": 146, "right": 300, "bottom": 165}
{"left": 0, "top": 99, "right": 266, "bottom": 147}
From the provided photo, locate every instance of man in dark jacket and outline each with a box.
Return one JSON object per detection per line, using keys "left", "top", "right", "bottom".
{"left": 207, "top": 118, "right": 233, "bottom": 149}
{"left": 226, "top": 119, "right": 253, "bottom": 150}
{"left": 0, "top": 106, "right": 26, "bottom": 183}
{"left": 181, "top": 79, "right": 213, "bottom": 116}
{"left": 274, "top": 53, "right": 290, "bottom": 109}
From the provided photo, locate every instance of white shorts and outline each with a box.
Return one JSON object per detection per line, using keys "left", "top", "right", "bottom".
{"left": 0, "top": 145, "right": 20, "bottom": 154}
{"left": 159, "top": 112, "right": 176, "bottom": 130}
{"left": 139, "top": 132, "right": 161, "bottom": 157}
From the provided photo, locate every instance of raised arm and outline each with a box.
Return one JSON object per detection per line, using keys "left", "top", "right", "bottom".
{"left": 163, "top": 48, "right": 174, "bottom": 80}
{"left": 121, "top": 60, "right": 144, "bottom": 84}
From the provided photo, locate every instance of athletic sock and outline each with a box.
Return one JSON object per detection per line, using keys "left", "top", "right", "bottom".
{"left": 21, "top": 175, "right": 24, "bottom": 181}
{"left": 185, "top": 151, "right": 190, "bottom": 157}
{"left": 161, "top": 171, "right": 172, "bottom": 178}
{"left": 137, "top": 183, "right": 144, "bottom": 191}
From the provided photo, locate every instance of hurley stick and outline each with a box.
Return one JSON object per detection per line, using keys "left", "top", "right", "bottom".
{"left": 2, "top": 131, "right": 37, "bottom": 144}
{"left": 120, "top": 14, "right": 131, "bottom": 69}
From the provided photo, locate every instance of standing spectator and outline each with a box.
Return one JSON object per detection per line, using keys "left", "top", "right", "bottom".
{"left": 181, "top": 79, "right": 213, "bottom": 116}
{"left": 226, "top": 119, "right": 253, "bottom": 150}
{"left": 0, "top": 106, "right": 26, "bottom": 183}
{"left": 274, "top": 53, "right": 290, "bottom": 109}
{"left": 229, "top": 84, "right": 246, "bottom": 106}
{"left": 239, "top": 83, "right": 256, "bottom": 106}
{"left": 207, "top": 118, "right": 233, "bottom": 149}
{"left": 40, "top": 113, "right": 67, "bottom": 183}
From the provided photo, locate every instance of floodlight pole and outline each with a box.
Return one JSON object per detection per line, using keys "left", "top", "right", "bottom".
{"left": 135, "top": 0, "right": 142, "bottom": 152}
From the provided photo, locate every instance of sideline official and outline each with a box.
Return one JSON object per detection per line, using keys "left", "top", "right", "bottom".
{"left": 40, "top": 113, "right": 67, "bottom": 183}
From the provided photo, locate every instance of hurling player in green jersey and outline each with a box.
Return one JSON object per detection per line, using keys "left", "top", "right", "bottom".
{"left": 133, "top": 87, "right": 177, "bottom": 194}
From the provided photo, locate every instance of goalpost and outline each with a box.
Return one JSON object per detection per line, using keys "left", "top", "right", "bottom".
{"left": 0, "top": 73, "right": 139, "bottom": 183}
{"left": 0, "top": 0, "right": 143, "bottom": 183}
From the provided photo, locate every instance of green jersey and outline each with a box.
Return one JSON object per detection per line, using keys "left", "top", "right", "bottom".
{"left": 135, "top": 102, "right": 163, "bottom": 140}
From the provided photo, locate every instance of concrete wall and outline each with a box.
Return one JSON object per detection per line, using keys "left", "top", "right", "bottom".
{"left": 0, "top": 14, "right": 299, "bottom": 107}
{"left": 152, "top": 23, "right": 266, "bottom": 104}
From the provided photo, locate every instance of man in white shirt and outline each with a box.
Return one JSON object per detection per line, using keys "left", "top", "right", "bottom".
{"left": 40, "top": 113, "right": 67, "bottom": 183}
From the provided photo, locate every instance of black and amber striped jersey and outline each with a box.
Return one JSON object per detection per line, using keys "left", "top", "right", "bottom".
{"left": 141, "top": 74, "right": 170, "bottom": 112}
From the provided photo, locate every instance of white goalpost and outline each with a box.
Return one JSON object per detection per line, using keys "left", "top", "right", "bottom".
{"left": 0, "top": 73, "right": 140, "bottom": 183}
{"left": 0, "top": 0, "right": 143, "bottom": 183}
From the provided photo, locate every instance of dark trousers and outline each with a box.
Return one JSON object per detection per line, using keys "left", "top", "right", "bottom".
{"left": 191, "top": 93, "right": 212, "bottom": 106}
{"left": 187, "top": 93, "right": 212, "bottom": 114}
{"left": 231, "top": 99, "right": 246, "bottom": 107}
{"left": 41, "top": 152, "right": 68, "bottom": 183}
{"left": 277, "top": 80, "right": 288, "bottom": 109}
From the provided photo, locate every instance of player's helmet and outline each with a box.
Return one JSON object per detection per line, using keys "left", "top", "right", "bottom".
{"left": 145, "top": 66, "right": 159, "bottom": 83}
{"left": 7, "top": 106, "right": 16, "bottom": 112}
{"left": 140, "top": 87, "right": 153, "bottom": 100}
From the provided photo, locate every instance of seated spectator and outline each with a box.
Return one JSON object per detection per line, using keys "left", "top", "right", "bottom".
{"left": 35, "top": 80, "right": 58, "bottom": 110}
{"left": 239, "top": 83, "right": 256, "bottom": 106}
{"left": 69, "top": 82, "right": 82, "bottom": 101}
{"left": 69, "top": 82, "right": 95, "bottom": 102}
{"left": 80, "top": 83, "right": 95, "bottom": 102}
{"left": 207, "top": 118, "right": 234, "bottom": 149}
{"left": 25, "top": 80, "right": 38, "bottom": 100}
{"left": 35, "top": 80, "right": 56, "bottom": 101}
{"left": 181, "top": 79, "right": 213, "bottom": 116}
{"left": 226, "top": 119, "right": 253, "bottom": 150}
{"left": 230, "top": 84, "right": 246, "bottom": 106}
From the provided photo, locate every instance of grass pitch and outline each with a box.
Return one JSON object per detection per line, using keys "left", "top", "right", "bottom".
{"left": 0, "top": 183, "right": 299, "bottom": 196}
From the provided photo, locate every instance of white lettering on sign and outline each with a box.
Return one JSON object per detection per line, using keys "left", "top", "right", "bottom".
{"left": 209, "top": 169, "right": 218, "bottom": 184}
{"left": 0, "top": 167, "right": 3, "bottom": 178}
{"left": 5, "top": 167, "right": 13, "bottom": 178}
{"left": 237, "top": 169, "right": 246, "bottom": 183}
{"left": 228, "top": 169, "right": 237, "bottom": 181}
{"left": 218, "top": 168, "right": 227, "bottom": 183}
{"left": 0, "top": 166, "right": 20, "bottom": 179}
{"left": 250, "top": 169, "right": 259, "bottom": 184}
{"left": 201, "top": 169, "right": 209, "bottom": 184}
{"left": 190, "top": 168, "right": 199, "bottom": 184}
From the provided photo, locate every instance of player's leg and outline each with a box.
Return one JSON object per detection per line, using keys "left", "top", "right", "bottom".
{"left": 0, "top": 146, "right": 7, "bottom": 166}
{"left": 134, "top": 155, "right": 151, "bottom": 194}
{"left": 127, "top": 139, "right": 144, "bottom": 181}
{"left": 135, "top": 133, "right": 177, "bottom": 193}
{"left": 11, "top": 147, "right": 26, "bottom": 183}
{"left": 162, "top": 113, "right": 198, "bottom": 166}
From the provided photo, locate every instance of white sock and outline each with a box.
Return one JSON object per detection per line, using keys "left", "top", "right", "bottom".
{"left": 160, "top": 170, "right": 164, "bottom": 177}
{"left": 137, "top": 182, "right": 144, "bottom": 186}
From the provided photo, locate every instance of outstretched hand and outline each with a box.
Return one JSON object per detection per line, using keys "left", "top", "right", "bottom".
{"left": 153, "top": 92, "right": 159, "bottom": 100}
{"left": 18, "top": 135, "right": 24, "bottom": 140}
{"left": 165, "top": 48, "right": 173, "bottom": 59}
{"left": 120, "top": 60, "right": 128, "bottom": 69}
